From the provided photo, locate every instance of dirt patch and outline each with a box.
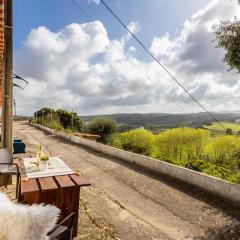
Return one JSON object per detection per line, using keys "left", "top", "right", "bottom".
{"left": 0, "top": 184, "right": 118, "bottom": 240}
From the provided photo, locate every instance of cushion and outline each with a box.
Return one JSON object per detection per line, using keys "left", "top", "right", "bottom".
{"left": 0, "top": 192, "right": 11, "bottom": 205}
{"left": 0, "top": 164, "right": 18, "bottom": 174}
{"left": 0, "top": 193, "right": 60, "bottom": 240}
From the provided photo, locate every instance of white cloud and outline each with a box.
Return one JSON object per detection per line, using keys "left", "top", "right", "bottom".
{"left": 128, "top": 46, "right": 136, "bottom": 52}
{"left": 150, "top": 33, "right": 178, "bottom": 58}
{"left": 122, "top": 21, "right": 142, "bottom": 43}
{"left": 149, "top": 0, "right": 240, "bottom": 109}
{"left": 90, "top": 0, "right": 100, "bottom": 4}
{"left": 14, "top": 0, "right": 240, "bottom": 115}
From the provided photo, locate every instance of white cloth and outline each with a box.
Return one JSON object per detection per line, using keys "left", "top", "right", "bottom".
{"left": 0, "top": 192, "right": 60, "bottom": 240}
{"left": 23, "top": 157, "right": 74, "bottom": 179}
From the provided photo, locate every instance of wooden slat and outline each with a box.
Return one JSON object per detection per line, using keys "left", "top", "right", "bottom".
{"left": 21, "top": 179, "right": 40, "bottom": 204}
{"left": 38, "top": 177, "right": 58, "bottom": 205}
{"left": 55, "top": 175, "right": 75, "bottom": 188}
{"left": 19, "top": 158, "right": 27, "bottom": 178}
{"left": 38, "top": 177, "right": 58, "bottom": 191}
{"left": 21, "top": 178, "right": 39, "bottom": 194}
{"left": 70, "top": 174, "right": 91, "bottom": 187}
{"left": 20, "top": 152, "right": 36, "bottom": 158}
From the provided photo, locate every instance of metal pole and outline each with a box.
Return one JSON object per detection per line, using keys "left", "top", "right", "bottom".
{"left": 71, "top": 109, "right": 74, "bottom": 130}
{"left": 51, "top": 109, "right": 53, "bottom": 125}
{"left": 13, "top": 99, "right": 16, "bottom": 116}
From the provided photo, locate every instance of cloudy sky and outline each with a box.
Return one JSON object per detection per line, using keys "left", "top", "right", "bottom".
{"left": 13, "top": 0, "right": 240, "bottom": 116}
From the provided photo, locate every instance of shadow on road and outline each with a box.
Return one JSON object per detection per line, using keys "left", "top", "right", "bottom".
{"left": 193, "top": 222, "right": 240, "bottom": 240}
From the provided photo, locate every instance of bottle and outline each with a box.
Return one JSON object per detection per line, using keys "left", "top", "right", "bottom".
{"left": 37, "top": 145, "right": 42, "bottom": 167}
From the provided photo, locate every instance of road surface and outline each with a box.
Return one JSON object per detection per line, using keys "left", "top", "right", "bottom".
{"left": 14, "top": 121, "right": 240, "bottom": 240}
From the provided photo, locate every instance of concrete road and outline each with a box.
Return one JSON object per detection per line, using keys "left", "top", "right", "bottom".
{"left": 14, "top": 121, "right": 240, "bottom": 240}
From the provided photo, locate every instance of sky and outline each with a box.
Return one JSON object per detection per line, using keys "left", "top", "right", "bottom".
{"left": 13, "top": 0, "right": 240, "bottom": 116}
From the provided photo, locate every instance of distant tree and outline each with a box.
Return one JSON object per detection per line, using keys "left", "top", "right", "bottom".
{"left": 204, "top": 122, "right": 212, "bottom": 126}
{"left": 55, "top": 109, "right": 83, "bottom": 131}
{"left": 179, "top": 121, "right": 192, "bottom": 128}
{"left": 34, "top": 108, "right": 53, "bottom": 118}
{"left": 213, "top": 17, "right": 240, "bottom": 72}
{"left": 34, "top": 108, "right": 53, "bottom": 124}
{"left": 232, "top": 148, "right": 240, "bottom": 171}
{"left": 226, "top": 128, "right": 233, "bottom": 135}
{"left": 153, "top": 128, "right": 210, "bottom": 162}
{"left": 88, "top": 117, "right": 117, "bottom": 143}
{"left": 206, "top": 135, "right": 240, "bottom": 167}
{"left": 118, "top": 129, "right": 154, "bottom": 156}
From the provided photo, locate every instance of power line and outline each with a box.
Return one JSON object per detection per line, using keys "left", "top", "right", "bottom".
{"left": 71, "top": 0, "right": 187, "bottom": 114}
{"left": 99, "top": 0, "right": 226, "bottom": 130}
{"left": 72, "top": 0, "right": 94, "bottom": 21}
{"left": 72, "top": 0, "right": 226, "bottom": 129}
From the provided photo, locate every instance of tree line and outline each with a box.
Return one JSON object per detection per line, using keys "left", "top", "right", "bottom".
{"left": 109, "top": 128, "right": 240, "bottom": 183}
{"left": 32, "top": 108, "right": 117, "bottom": 143}
{"left": 31, "top": 108, "right": 240, "bottom": 183}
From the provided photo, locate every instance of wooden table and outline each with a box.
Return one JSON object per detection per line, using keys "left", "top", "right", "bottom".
{"left": 18, "top": 154, "right": 91, "bottom": 238}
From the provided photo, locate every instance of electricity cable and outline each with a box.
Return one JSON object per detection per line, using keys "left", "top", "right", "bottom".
{"left": 71, "top": 0, "right": 188, "bottom": 114}
{"left": 99, "top": 0, "right": 226, "bottom": 130}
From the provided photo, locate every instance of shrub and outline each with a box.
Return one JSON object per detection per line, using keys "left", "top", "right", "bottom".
{"left": 33, "top": 108, "right": 83, "bottom": 131}
{"left": 88, "top": 117, "right": 117, "bottom": 143}
{"left": 184, "top": 159, "right": 208, "bottom": 172}
{"left": 204, "top": 135, "right": 240, "bottom": 167}
{"left": 34, "top": 108, "right": 53, "bottom": 122}
{"left": 55, "top": 109, "right": 83, "bottom": 131}
{"left": 226, "top": 128, "right": 233, "bottom": 135}
{"left": 108, "top": 133, "right": 123, "bottom": 149}
{"left": 184, "top": 159, "right": 240, "bottom": 183}
{"left": 119, "top": 129, "right": 154, "bottom": 156}
{"left": 47, "top": 120, "right": 63, "bottom": 131}
{"left": 153, "top": 128, "right": 209, "bottom": 162}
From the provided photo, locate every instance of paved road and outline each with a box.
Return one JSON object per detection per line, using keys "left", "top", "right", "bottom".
{"left": 14, "top": 121, "right": 240, "bottom": 240}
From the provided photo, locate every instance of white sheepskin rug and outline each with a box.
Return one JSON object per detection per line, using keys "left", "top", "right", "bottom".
{"left": 0, "top": 192, "right": 60, "bottom": 240}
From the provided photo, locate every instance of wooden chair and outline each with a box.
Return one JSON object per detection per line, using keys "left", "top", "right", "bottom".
{"left": 0, "top": 148, "right": 20, "bottom": 198}
{"left": 48, "top": 212, "right": 76, "bottom": 240}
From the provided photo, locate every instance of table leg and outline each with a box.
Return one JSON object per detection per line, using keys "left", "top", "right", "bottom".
{"left": 55, "top": 186, "right": 80, "bottom": 238}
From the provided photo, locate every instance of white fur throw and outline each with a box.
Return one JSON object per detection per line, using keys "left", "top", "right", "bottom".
{"left": 0, "top": 192, "right": 60, "bottom": 240}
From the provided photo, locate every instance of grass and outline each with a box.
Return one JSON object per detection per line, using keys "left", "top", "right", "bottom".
{"left": 204, "top": 121, "right": 240, "bottom": 134}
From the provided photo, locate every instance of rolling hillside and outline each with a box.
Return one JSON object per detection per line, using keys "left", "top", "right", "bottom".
{"left": 82, "top": 112, "right": 240, "bottom": 132}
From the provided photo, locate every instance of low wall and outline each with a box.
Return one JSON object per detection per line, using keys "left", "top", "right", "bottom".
{"left": 32, "top": 124, "right": 240, "bottom": 205}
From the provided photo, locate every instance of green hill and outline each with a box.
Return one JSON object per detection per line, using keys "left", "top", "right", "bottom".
{"left": 204, "top": 121, "right": 240, "bottom": 135}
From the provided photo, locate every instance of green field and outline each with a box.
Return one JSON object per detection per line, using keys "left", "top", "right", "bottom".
{"left": 204, "top": 121, "right": 240, "bottom": 135}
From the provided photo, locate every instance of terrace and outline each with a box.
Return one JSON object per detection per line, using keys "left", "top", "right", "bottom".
{"left": 0, "top": 1, "right": 240, "bottom": 240}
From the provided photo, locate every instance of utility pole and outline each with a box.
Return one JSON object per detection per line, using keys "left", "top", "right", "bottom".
{"left": 51, "top": 109, "right": 53, "bottom": 125}
{"left": 13, "top": 99, "right": 16, "bottom": 116}
{"left": 1, "top": 0, "right": 13, "bottom": 186}
{"left": 71, "top": 109, "right": 74, "bottom": 130}
{"left": 42, "top": 110, "right": 44, "bottom": 125}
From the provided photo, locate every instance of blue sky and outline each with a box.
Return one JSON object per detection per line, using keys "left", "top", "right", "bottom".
{"left": 14, "top": 0, "right": 210, "bottom": 51}
{"left": 13, "top": 0, "right": 240, "bottom": 115}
